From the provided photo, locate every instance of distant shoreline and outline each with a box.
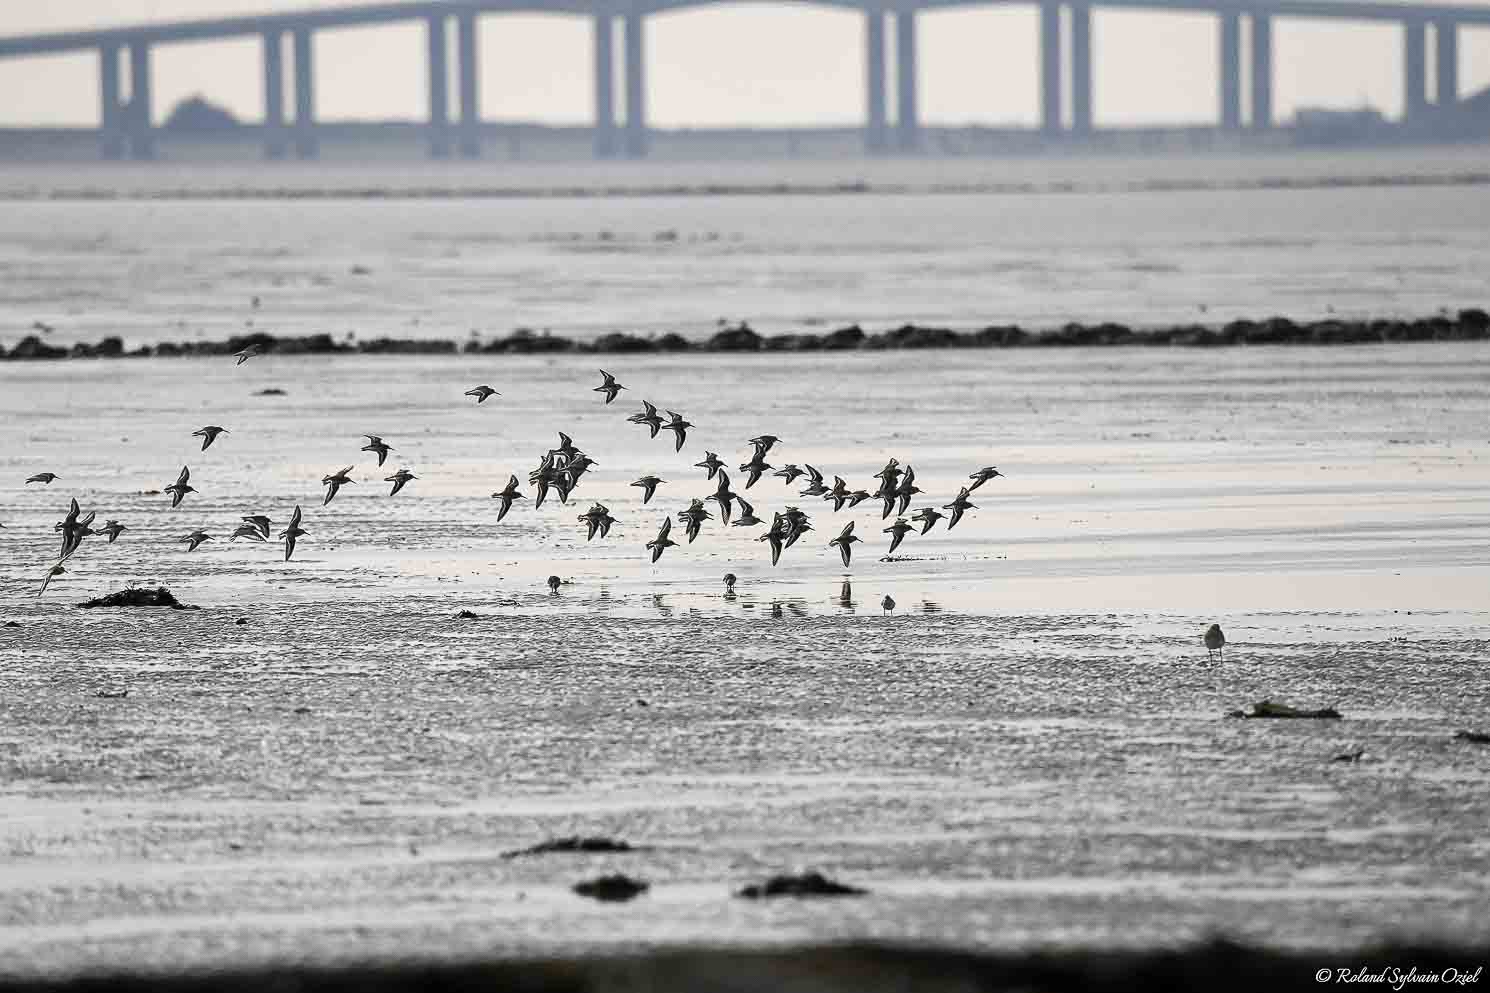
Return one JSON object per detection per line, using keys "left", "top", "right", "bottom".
{"left": 4, "top": 312, "right": 1488, "bottom": 361}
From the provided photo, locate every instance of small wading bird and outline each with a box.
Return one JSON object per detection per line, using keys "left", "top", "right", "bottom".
{"left": 894, "top": 465, "right": 921, "bottom": 516}
{"left": 631, "top": 476, "right": 664, "bottom": 504}
{"left": 696, "top": 452, "right": 723, "bottom": 481}
{"left": 594, "top": 370, "right": 626, "bottom": 404}
{"left": 1205, "top": 623, "right": 1226, "bottom": 662}
{"left": 193, "top": 425, "right": 228, "bottom": 451}
{"left": 732, "top": 496, "right": 762, "bottom": 527}
{"left": 661, "top": 411, "right": 693, "bottom": 453}
{"left": 321, "top": 467, "right": 354, "bottom": 506}
{"left": 385, "top": 468, "right": 416, "bottom": 496}
{"left": 943, "top": 487, "right": 976, "bottom": 530}
{"left": 38, "top": 562, "right": 66, "bottom": 597}
{"left": 231, "top": 522, "right": 266, "bottom": 541}
{"left": 547, "top": 575, "right": 562, "bottom": 593}
{"left": 883, "top": 518, "right": 913, "bottom": 555}
{"left": 911, "top": 506, "right": 942, "bottom": 535}
{"left": 829, "top": 521, "right": 861, "bottom": 568}
{"left": 773, "top": 464, "right": 805, "bottom": 486}
{"left": 26, "top": 472, "right": 58, "bottom": 485}
{"left": 881, "top": 594, "right": 896, "bottom": 616}
{"left": 279, "top": 505, "right": 307, "bottom": 561}
{"left": 748, "top": 435, "right": 780, "bottom": 455}
{"left": 241, "top": 515, "right": 272, "bottom": 539}
{"left": 361, "top": 435, "right": 392, "bottom": 467}
{"left": 968, "top": 466, "right": 1003, "bottom": 492}
{"left": 578, "top": 503, "right": 616, "bottom": 541}
{"left": 646, "top": 517, "right": 677, "bottom": 563}
{"left": 628, "top": 401, "right": 664, "bottom": 438}
{"left": 181, "top": 530, "right": 213, "bottom": 552}
{"left": 492, "top": 474, "right": 524, "bottom": 521}
{"left": 678, "top": 499, "right": 712, "bottom": 544}
{"left": 232, "top": 343, "right": 262, "bottom": 365}
{"left": 164, "top": 466, "right": 195, "bottom": 508}
{"left": 739, "top": 445, "right": 772, "bottom": 489}
{"left": 723, "top": 573, "right": 737, "bottom": 592}
{"left": 465, "top": 385, "right": 499, "bottom": 404}
{"left": 100, "top": 520, "right": 127, "bottom": 544}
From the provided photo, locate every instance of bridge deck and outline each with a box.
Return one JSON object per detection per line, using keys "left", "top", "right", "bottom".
{"left": 2, "top": 0, "right": 1489, "bottom": 59}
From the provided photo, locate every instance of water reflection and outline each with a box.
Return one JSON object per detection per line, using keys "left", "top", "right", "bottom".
{"left": 920, "top": 600, "right": 944, "bottom": 614}
{"left": 837, "top": 580, "right": 856, "bottom": 612}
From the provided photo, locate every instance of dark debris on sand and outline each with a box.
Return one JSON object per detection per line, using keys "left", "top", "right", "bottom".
{"left": 455, "top": 609, "right": 481, "bottom": 620}
{"left": 502, "top": 836, "right": 640, "bottom": 859}
{"left": 1455, "top": 730, "right": 1490, "bottom": 744}
{"left": 77, "top": 587, "right": 198, "bottom": 611}
{"left": 7, "top": 309, "right": 1490, "bottom": 363}
{"left": 572, "top": 874, "right": 650, "bottom": 903}
{"left": 1227, "top": 700, "right": 1341, "bottom": 720}
{"left": 736, "top": 871, "right": 867, "bottom": 899}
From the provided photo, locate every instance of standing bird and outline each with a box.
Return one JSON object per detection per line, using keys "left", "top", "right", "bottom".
{"left": 968, "top": 466, "right": 1004, "bottom": 492}
{"left": 361, "top": 435, "right": 393, "bottom": 467}
{"left": 943, "top": 487, "right": 976, "bottom": 530}
{"left": 723, "top": 573, "right": 737, "bottom": 592}
{"left": 547, "top": 575, "right": 562, "bottom": 593}
{"left": 695, "top": 452, "right": 724, "bottom": 481}
{"left": 465, "top": 385, "right": 500, "bottom": 403}
{"left": 193, "top": 425, "right": 229, "bottom": 451}
{"left": 661, "top": 411, "right": 693, "bottom": 453}
{"left": 883, "top": 518, "right": 913, "bottom": 555}
{"left": 646, "top": 517, "right": 677, "bottom": 563}
{"left": 628, "top": 401, "right": 665, "bottom": 439}
{"left": 279, "top": 505, "right": 307, "bottom": 561}
{"left": 321, "top": 466, "right": 354, "bottom": 506}
{"left": 165, "top": 466, "right": 195, "bottom": 508}
{"left": 26, "top": 472, "right": 58, "bottom": 485}
{"left": 829, "top": 521, "right": 862, "bottom": 568}
{"left": 881, "top": 595, "right": 896, "bottom": 616}
{"left": 385, "top": 468, "right": 416, "bottom": 496}
{"left": 493, "top": 474, "right": 524, "bottom": 521}
{"left": 1205, "top": 624, "right": 1226, "bottom": 662}
{"left": 232, "top": 343, "right": 262, "bottom": 365}
{"left": 594, "top": 370, "right": 626, "bottom": 404}
{"left": 631, "top": 476, "right": 665, "bottom": 505}
{"left": 181, "top": 530, "right": 213, "bottom": 552}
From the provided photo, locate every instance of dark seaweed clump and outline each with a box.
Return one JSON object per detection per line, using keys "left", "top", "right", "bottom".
{"left": 1455, "top": 730, "right": 1490, "bottom": 744}
{"left": 77, "top": 586, "right": 197, "bottom": 610}
{"left": 736, "top": 871, "right": 867, "bottom": 899}
{"left": 502, "top": 836, "right": 639, "bottom": 859}
{"left": 572, "top": 874, "right": 650, "bottom": 903}
{"left": 1227, "top": 699, "right": 1341, "bottom": 720}
{"left": 5, "top": 309, "right": 1489, "bottom": 362}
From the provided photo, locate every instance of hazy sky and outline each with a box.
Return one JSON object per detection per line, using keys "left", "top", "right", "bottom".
{"left": 1, "top": 1, "right": 1488, "bottom": 127}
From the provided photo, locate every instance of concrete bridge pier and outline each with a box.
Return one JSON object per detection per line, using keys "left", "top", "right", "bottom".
{"left": 263, "top": 30, "right": 287, "bottom": 159}
{"left": 1436, "top": 18, "right": 1459, "bottom": 105}
{"left": 457, "top": 12, "right": 480, "bottom": 157}
{"left": 98, "top": 43, "right": 124, "bottom": 160}
{"left": 293, "top": 28, "right": 317, "bottom": 159}
{"left": 1219, "top": 10, "right": 1241, "bottom": 129}
{"left": 427, "top": 15, "right": 450, "bottom": 158}
{"left": 1071, "top": 2, "right": 1092, "bottom": 136}
{"left": 127, "top": 41, "right": 154, "bottom": 159}
{"left": 1039, "top": 1, "right": 1061, "bottom": 136}
{"left": 895, "top": 10, "right": 918, "bottom": 151}
{"left": 1404, "top": 17, "right": 1427, "bottom": 118}
{"left": 864, "top": 10, "right": 887, "bottom": 154}
{"left": 594, "top": 13, "right": 616, "bottom": 158}
{"left": 1251, "top": 13, "right": 1272, "bottom": 128}
{"left": 623, "top": 8, "right": 647, "bottom": 158}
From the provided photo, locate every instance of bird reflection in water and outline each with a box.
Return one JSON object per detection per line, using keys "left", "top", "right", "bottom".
{"left": 652, "top": 593, "right": 673, "bottom": 618}
{"left": 837, "top": 580, "right": 855, "bottom": 611}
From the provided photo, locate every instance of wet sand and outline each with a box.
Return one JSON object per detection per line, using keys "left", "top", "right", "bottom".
{"left": 1, "top": 345, "right": 1488, "bottom": 976}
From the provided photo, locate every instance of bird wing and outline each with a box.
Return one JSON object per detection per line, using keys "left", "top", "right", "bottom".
{"left": 176, "top": 466, "right": 190, "bottom": 486}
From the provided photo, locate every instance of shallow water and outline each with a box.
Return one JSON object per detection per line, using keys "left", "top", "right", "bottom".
{"left": 4, "top": 149, "right": 1490, "bottom": 349}
{"left": 1, "top": 344, "right": 1488, "bottom": 974}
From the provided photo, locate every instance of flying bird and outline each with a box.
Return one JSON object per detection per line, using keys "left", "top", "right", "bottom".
{"left": 631, "top": 476, "right": 664, "bottom": 504}
{"left": 181, "top": 530, "right": 213, "bottom": 552}
{"left": 492, "top": 474, "right": 524, "bottom": 521}
{"left": 732, "top": 496, "right": 763, "bottom": 527}
{"left": 279, "top": 505, "right": 307, "bottom": 561}
{"left": 883, "top": 518, "right": 913, "bottom": 555}
{"left": 968, "top": 466, "right": 1004, "bottom": 492}
{"left": 829, "top": 521, "right": 862, "bottom": 568}
{"left": 910, "top": 507, "right": 943, "bottom": 534}
{"left": 241, "top": 515, "right": 272, "bottom": 539}
{"left": 231, "top": 523, "right": 267, "bottom": 542}
{"left": 628, "top": 401, "right": 664, "bottom": 439}
{"left": 646, "top": 517, "right": 677, "bottom": 563}
{"left": 385, "top": 468, "right": 416, "bottom": 496}
{"left": 193, "top": 426, "right": 229, "bottom": 451}
{"left": 362, "top": 435, "right": 393, "bottom": 466}
{"left": 233, "top": 343, "right": 262, "bottom": 365}
{"left": 594, "top": 370, "right": 626, "bottom": 404}
{"left": 25, "top": 472, "right": 58, "bottom": 485}
{"left": 661, "top": 411, "right": 693, "bottom": 453}
{"left": 165, "top": 466, "right": 195, "bottom": 508}
{"left": 321, "top": 466, "right": 355, "bottom": 506}
{"left": 465, "top": 385, "right": 500, "bottom": 403}
{"left": 773, "top": 465, "right": 805, "bottom": 486}
{"left": 37, "top": 562, "right": 66, "bottom": 597}
{"left": 943, "top": 487, "right": 976, "bottom": 530}
{"left": 695, "top": 452, "right": 724, "bottom": 481}
{"left": 894, "top": 465, "right": 921, "bottom": 517}
{"left": 101, "top": 520, "right": 127, "bottom": 543}
{"left": 748, "top": 435, "right": 780, "bottom": 455}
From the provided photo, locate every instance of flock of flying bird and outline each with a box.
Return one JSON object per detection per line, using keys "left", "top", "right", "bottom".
{"left": 18, "top": 352, "right": 1004, "bottom": 603}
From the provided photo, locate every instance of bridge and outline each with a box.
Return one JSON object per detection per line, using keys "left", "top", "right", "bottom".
{"left": 0, "top": 0, "right": 1484, "bottom": 159}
